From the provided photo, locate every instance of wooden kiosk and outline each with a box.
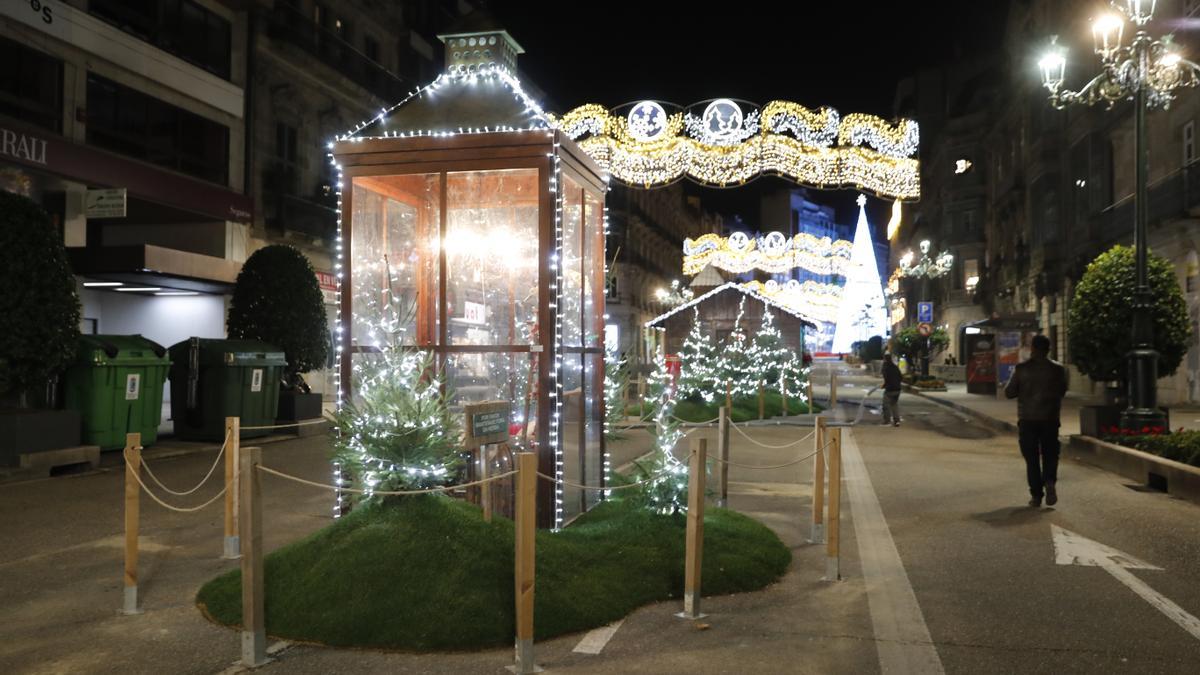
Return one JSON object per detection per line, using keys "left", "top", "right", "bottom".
{"left": 331, "top": 24, "right": 608, "bottom": 528}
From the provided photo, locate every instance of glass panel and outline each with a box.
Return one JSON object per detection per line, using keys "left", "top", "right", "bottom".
{"left": 584, "top": 352, "right": 604, "bottom": 509}
{"left": 350, "top": 174, "right": 440, "bottom": 350}
{"left": 561, "top": 176, "right": 583, "bottom": 347}
{"left": 446, "top": 169, "right": 540, "bottom": 346}
{"left": 584, "top": 191, "right": 605, "bottom": 349}
{"left": 561, "top": 352, "right": 584, "bottom": 521}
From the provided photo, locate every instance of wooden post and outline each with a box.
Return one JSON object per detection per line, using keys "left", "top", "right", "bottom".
{"left": 829, "top": 372, "right": 838, "bottom": 408}
{"left": 512, "top": 452, "right": 539, "bottom": 673}
{"left": 678, "top": 437, "right": 707, "bottom": 620}
{"left": 638, "top": 377, "right": 646, "bottom": 418}
{"left": 807, "top": 376, "right": 815, "bottom": 413}
{"left": 223, "top": 416, "right": 240, "bottom": 559}
{"left": 758, "top": 383, "right": 765, "bottom": 420}
{"left": 810, "top": 417, "right": 825, "bottom": 544}
{"left": 121, "top": 433, "right": 142, "bottom": 615}
{"left": 717, "top": 405, "right": 730, "bottom": 508}
{"left": 825, "top": 427, "right": 842, "bottom": 581}
{"left": 725, "top": 380, "right": 732, "bottom": 409}
{"left": 239, "top": 445, "right": 268, "bottom": 667}
{"left": 480, "top": 446, "right": 492, "bottom": 523}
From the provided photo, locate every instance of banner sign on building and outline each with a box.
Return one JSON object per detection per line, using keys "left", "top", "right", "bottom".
{"left": 86, "top": 188, "right": 127, "bottom": 219}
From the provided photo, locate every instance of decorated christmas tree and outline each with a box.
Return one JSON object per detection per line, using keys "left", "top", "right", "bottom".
{"left": 746, "top": 308, "right": 792, "bottom": 392}
{"left": 717, "top": 296, "right": 755, "bottom": 399}
{"left": 634, "top": 347, "right": 689, "bottom": 514}
{"left": 676, "top": 307, "right": 720, "bottom": 403}
{"left": 832, "top": 195, "right": 889, "bottom": 353}
{"left": 603, "top": 354, "right": 628, "bottom": 440}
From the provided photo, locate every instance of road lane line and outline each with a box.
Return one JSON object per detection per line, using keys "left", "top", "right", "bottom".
{"left": 573, "top": 619, "right": 624, "bottom": 655}
{"left": 842, "top": 430, "right": 945, "bottom": 674}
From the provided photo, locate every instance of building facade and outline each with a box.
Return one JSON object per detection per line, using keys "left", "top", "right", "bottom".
{"left": 0, "top": 0, "right": 469, "bottom": 405}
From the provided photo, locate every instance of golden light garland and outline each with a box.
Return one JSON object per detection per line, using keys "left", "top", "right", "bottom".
{"left": 560, "top": 102, "right": 920, "bottom": 199}
{"left": 682, "top": 232, "right": 852, "bottom": 276}
{"left": 742, "top": 280, "right": 843, "bottom": 324}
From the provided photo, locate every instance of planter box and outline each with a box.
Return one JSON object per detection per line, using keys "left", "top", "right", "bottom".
{"left": 1069, "top": 435, "right": 1200, "bottom": 506}
{"left": 1079, "top": 405, "right": 1170, "bottom": 437}
{"left": 277, "top": 391, "right": 323, "bottom": 421}
{"left": 0, "top": 409, "right": 82, "bottom": 467}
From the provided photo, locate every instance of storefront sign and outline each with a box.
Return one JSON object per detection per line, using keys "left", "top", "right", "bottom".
{"left": 86, "top": 188, "right": 127, "bottom": 219}
{"left": 464, "top": 301, "right": 486, "bottom": 324}
{"left": 463, "top": 400, "right": 510, "bottom": 449}
{"left": 0, "top": 127, "right": 47, "bottom": 165}
{"left": 0, "top": 119, "right": 253, "bottom": 223}
{"left": 315, "top": 271, "right": 338, "bottom": 291}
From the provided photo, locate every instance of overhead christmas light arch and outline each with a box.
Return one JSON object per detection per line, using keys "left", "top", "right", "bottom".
{"left": 554, "top": 100, "right": 920, "bottom": 199}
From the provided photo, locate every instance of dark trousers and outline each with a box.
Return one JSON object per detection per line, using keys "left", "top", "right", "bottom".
{"left": 1018, "top": 420, "right": 1060, "bottom": 498}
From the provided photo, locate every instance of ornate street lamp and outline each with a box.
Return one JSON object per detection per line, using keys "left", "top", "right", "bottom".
{"left": 1037, "top": 0, "right": 1194, "bottom": 429}
{"left": 898, "top": 239, "right": 954, "bottom": 376}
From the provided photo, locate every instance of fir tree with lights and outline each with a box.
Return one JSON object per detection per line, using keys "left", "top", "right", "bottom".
{"left": 603, "top": 354, "right": 628, "bottom": 440}
{"left": 717, "top": 296, "right": 755, "bottom": 399}
{"left": 634, "top": 347, "right": 689, "bottom": 514}
{"left": 676, "top": 307, "right": 720, "bottom": 403}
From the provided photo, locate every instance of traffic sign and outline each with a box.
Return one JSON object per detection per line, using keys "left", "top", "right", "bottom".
{"left": 917, "top": 322, "right": 933, "bottom": 337}
{"left": 917, "top": 302, "right": 933, "bottom": 323}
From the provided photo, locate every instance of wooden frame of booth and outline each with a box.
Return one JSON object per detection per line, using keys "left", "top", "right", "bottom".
{"left": 332, "top": 129, "right": 608, "bottom": 528}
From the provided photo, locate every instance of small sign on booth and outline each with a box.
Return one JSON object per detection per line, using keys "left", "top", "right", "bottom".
{"left": 463, "top": 400, "right": 510, "bottom": 449}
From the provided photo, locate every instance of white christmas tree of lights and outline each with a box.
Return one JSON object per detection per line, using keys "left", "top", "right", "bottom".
{"left": 717, "top": 296, "right": 756, "bottom": 398}
{"left": 747, "top": 308, "right": 791, "bottom": 391}
{"left": 676, "top": 307, "right": 721, "bottom": 403}
{"left": 638, "top": 347, "right": 689, "bottom": 514}
{"left": 832, "top": 195, "right": 889, "bottom": 353}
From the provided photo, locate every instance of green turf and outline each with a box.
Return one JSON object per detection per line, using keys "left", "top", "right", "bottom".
{"left": 671, "top": 391, "right": 819, "bottom": 423}
{"left": 196, "top": 495, "right": 790, "bottom": 651}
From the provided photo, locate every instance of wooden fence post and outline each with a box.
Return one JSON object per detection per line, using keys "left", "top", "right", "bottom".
{"left": 239, "top": 445, "right": 268, "bottom": 667}
{"left": 121, "top": 432, "right": 142, "bottom": 615}
{"left": 758, "top": 383, "right": 765, "bottom": 420}
{"left": 807, "top": 376, "right": 815, "bottom": 413}
{"left": 829, "top": 372, "right": 838, "bottom": 408}
{"left": 717, "top": 405, "right": 730, "bottom": 508}
{"left": 825, "top": 427, "right": 842, "bottom": 581}
{"left": 512, "top": 452, "right": 538, "bottom": 674}
{"left": 810, "top": 417, "right": 825, "bottom": 544}
{"left": 223, "top": 416, "right": 240, "bottom": 559}
{"left": 678, "top": 438, "right": 707, "bottom": 620}
{"left": 782, "top": 373, "right": 788, "bottom": 416}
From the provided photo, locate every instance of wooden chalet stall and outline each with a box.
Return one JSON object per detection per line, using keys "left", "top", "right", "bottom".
{"left": 331, "top": 21, "right": 607, "bottom": 528}
{"left": 647, "top": 282, "right": 816, "bottom": 357}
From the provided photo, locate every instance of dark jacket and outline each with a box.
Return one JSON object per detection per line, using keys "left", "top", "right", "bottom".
{"left": 881, "top": 361, "right": 903, "bottom": 392}
{"left": 1004, "top": 355, "right": 1069, "bottom": 423}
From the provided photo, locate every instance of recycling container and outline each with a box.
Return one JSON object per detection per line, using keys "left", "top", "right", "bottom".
{"left": 64, "top": 335, "right": 171, "bottom": 451}
{"left": 168, "top": 338, "right": 286, "bottom": 441}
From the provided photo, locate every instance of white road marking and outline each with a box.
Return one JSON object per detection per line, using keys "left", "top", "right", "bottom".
{"left": 573, "top": 619, "right": 624, "bottom": 655}
{"left": 841, "top": 430, "right": 945, "bottom": 675}
{"left": 1052, "top": 525, "right": 1200, "bottom": 642}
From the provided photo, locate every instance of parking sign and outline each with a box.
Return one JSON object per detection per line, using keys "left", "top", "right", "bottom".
{"left": 918, "top": 302, "right": 933, "bottom": 323}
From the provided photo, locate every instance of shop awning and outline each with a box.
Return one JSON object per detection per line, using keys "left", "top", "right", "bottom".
{"left": 68, "top": 245, "right": 241, "bottom": 294}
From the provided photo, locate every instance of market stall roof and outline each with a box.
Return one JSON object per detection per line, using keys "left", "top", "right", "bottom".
{"left": 645, "top": 282, "right": 818, "bottom": 329}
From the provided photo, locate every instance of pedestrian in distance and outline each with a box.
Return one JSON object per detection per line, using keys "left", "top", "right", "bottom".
{"left": 1004, "top": 334, "right": 1069, "bottom": 507}
{"left": 881, "top": 353, "right": 903, "bottom": 427}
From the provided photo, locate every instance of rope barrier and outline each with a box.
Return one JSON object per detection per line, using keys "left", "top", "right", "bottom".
{"left": 536, "top": 453, "right": 694, "bottom": 491}
{"left": 730, "top": 424, "right": 816, "bottom": 449}
{"left": 124, "top": 447, "right": 229, "bottom": 513}
{"left": 240, "top": 417, "right": 331, "bottom": 431}
{"left": 715, "top": 447, "right": 822, "bottom": 470}
{"left": 139, "top": 431, "right": 229, "bottom": 497}
{"left": 256, "top": 465, "right": 517, "bottom": 495}
{"left": 672, "top": 414, "right": 721, "bottom": 425}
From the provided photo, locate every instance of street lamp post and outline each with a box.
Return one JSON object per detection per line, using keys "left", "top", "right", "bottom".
{"left": 898, "top": 240, "right": 954, "bottom": 377}
{"left": 1037, "top": 0, "right": 1193, "bottom": 430}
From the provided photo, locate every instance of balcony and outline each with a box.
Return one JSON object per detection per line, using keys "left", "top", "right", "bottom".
{"left": 262, "top": 5, "right": 409, "bottom": 103}
{"left": 274, "top": 193, "right": 337, "bottom": 246}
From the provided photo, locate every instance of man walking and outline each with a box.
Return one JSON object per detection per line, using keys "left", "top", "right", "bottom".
{"left": 1004, "top": 335, "right": 1069, "bottom": 507}
{"left": 881, "top": 353, "right": 903, "bottom": 427}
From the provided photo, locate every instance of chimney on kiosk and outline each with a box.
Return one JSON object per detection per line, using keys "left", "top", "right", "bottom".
{"left": 437, "top": 11, "right": 524, "bottom": 76}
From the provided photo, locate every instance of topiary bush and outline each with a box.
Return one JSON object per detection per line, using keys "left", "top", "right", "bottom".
{"left": 227, "top": 245, "right": 329, "bottom": 390}
{"left": 0, "top": 191, "right": 80, "bottom": 406}
{"left": 1068, "top": 245, "right": 1191, "bottom": 383}
{"left": 890, "top": 326, "right": 948, "bottom": 363}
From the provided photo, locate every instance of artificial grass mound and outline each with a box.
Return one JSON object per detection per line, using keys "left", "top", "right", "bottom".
{"left": 196, "top": 495, "right": 790, "bottom": 651}
{"left": 630, "top": 391, "right": 820, "bottom": 423}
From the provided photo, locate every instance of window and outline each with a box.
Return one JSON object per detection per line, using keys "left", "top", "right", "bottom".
{"left": 964, "top": 259, "right": 979, "bottom": 293}
{"left": 1184, "top": 121, "right": 1196, "bottom": 167}
{"left": 0, "top": 37, "right": 63, "bottom": 132}
{"left": 89, "top": 0, "right": 232, "bottom": 80}
{"left": 961, "top": 210, "right": 976, "bottom": 236}
{"left": 86, "top": 74, "right": 229, "bottom": 185}
{"left": 275, "top": 123, "right": 297, "bottom": 163}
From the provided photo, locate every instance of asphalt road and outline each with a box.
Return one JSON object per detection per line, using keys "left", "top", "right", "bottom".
{"left": 2, "top": 383, "right": 1200, "bottom": 674}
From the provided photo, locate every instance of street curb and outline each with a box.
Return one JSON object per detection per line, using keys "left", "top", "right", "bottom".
{"left": 1068, "top": 435, "right": 1200, "bottom": 506}
{"left": 903, "top": 387, "right": 1019, "bottom": 434}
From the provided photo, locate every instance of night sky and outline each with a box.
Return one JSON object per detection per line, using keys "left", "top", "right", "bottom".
{"left": 488, "top": 0, "right": 1010, "bottom": 230}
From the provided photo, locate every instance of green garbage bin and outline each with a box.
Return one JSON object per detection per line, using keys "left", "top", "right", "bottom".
{"left": 64, "top": 335, "right": 171, "bottom": 451}
{"left": 168, "top": 338, "right": 287, "bottom": 441}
